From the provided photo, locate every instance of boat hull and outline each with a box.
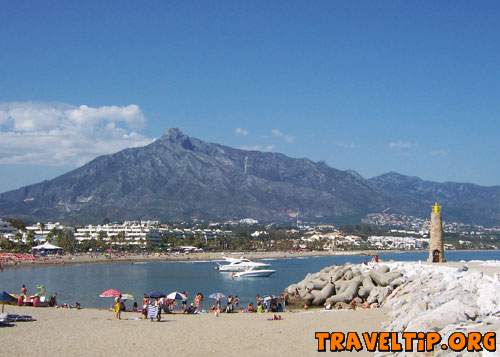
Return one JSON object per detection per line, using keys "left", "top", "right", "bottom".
{"left": 234, "top": 270, "right": 276, "bottom": 278}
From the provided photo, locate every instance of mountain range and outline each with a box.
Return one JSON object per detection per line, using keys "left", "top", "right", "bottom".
{"left": 1, "top": 128, "right": 499, "bottom": 226}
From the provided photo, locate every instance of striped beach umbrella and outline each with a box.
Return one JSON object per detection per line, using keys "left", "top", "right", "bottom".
{"left": 166, "top": 291, "right": 187, "bottom": 300}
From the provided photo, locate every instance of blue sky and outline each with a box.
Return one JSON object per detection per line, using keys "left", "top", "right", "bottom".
{"left": 1, "top": 1, "right": 499, "bottom": 192}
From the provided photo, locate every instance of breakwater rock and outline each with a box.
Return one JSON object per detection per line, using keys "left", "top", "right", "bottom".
{"left": 284, "top": 263, "right": 405, "bottom": 309}
{"left": 379, "top": 262, "right": 500, "bottom": 356}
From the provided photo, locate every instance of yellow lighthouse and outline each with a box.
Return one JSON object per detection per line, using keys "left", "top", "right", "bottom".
{"left": 428, "top": 202, "right": 445, "bottom": 263}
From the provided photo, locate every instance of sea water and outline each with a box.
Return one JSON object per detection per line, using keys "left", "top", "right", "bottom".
{"left": 1, "top": 250, "right": 498, "bottom": 309}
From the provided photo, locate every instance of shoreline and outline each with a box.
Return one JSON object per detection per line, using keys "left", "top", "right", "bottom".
{"left": 0, "top": 249, "right": 384, "bottom": 268}
{"left": 2, "top": 248, "right": 498, "bottom": 269}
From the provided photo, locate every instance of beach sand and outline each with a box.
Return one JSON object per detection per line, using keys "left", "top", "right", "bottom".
{"left": 0, "top": 306, "right": 386, "bottom": 357}
{"left": 2, "top": 249, "right": 380, "bottom": 268}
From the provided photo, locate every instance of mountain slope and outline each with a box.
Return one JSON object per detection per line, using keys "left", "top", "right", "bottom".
{"left": 368, "top": 172, "right": 500, "bottom": 226}
{"left": 0, "top": 129, "right": 383, "bottom": 224}
{"left": 0, "top": 129, "right": 499, "bottom": 225}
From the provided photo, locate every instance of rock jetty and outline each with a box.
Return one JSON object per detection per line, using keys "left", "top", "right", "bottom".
{"left": 285, "top": 263, "right": 405, "bottom": 309}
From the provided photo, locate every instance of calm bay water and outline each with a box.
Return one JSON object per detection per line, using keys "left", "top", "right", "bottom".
{"left": 1, "top": 250, "right": 499, "bottom": 309}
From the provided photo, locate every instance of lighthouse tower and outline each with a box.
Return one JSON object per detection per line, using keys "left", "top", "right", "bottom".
{"left": 428, "top": 202, "right": 445, "bottom": 263}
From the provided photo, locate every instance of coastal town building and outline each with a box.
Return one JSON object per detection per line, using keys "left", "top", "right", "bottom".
{"left": 25, "top": 222, "right": 70, "bottom": 242}
{"left": 367, "top": 235, "right": 427, "bottom": 250}
{"left": 74, "top": 220, "right": 160, "bottom": 247}
{"left": 0, "top": 219, "right": 17, "bottom": 240}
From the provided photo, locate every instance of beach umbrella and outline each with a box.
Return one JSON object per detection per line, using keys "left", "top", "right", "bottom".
{"left": 121, "top": 293, "right": 134, "bottom": 301}
{"left": 99, "top": 289, "right": 122, "bottom": 298}
{"left": 263, "top": 295, "right": 277, "bottom": 301}
{"left": 0, "top": 291, "right": 16, "bottom": 313}
{"left": 209, "top": 292, "right": 226, "bottom": 300}
{"left": 147, "top": 291, "right": 166, "bottom": 299}
{"left": 166, "top": 291, "right": 187, "bottom": 300}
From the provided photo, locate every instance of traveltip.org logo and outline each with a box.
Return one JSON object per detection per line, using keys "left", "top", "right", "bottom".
{"left": 315, "top": 331, "right": 497, "bottom": 353}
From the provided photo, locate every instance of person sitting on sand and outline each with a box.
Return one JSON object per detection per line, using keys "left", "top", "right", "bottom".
{"left": 277, "top": 302, "right": 283, "bottom": 313}
{"left": 245, "top": 303, "right": 255, "bottom": 313}
{"left": 268, "top": 314, "right": 283, "bottom": 321}
{"left": 185, "top": 303, "right": 196, "bottom": 314}
{"left": 256, "top": 302, "right": 264, "bottom": 313}
{"left": 49, "top": 293, "right": 57, "bottom": 307}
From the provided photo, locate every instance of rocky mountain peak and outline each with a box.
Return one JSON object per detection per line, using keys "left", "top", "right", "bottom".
{"left": 0, "top": 130, "right": 499, "bottom": 225}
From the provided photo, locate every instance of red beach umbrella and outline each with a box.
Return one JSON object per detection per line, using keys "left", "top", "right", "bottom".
{"left": 99, "top": 289, "right": 121, "bottom": 298}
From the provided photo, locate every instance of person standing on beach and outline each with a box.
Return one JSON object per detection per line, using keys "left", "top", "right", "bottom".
{"left": 214, "top": 298, "right": 221, "bottom": 317}
{"left": 21, "top": 284, "right": 27, "bottom": 295}
{"left": 156, "top": 298, "right": 162, "bottom": 321}
{"left": 181, "top": 291, "right": 188, "bottom": 312}
{"left": 142, "top": 294, "right": 148, "bottom": 319}
{"left": 194, "top": 292, "right": 204, "bottom": 313}
{"left": 113, "top": 297, "right": 121, "bottom": 320}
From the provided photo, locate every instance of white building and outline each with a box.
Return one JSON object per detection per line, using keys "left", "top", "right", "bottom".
{"left": 239, "top": 218, "right": 259, "bottom": 225}
{"left": 367, "top": 235, "right": 427, "bottom": 250}
{"left": 25, "top": 222, "right": 69, "bottom": 242}
{"left": 0, "top": 219, "right": 18, "bottom": 240}
{"left": 74, "top": 220, "right": 160, "bottom": 247}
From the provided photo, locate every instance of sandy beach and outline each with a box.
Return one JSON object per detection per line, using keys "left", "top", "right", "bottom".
{"left": 2, "top": 249, "right": 385, "bottom": 268}
{"left": 0, "top": 306, "right": 386, "bottom": 357}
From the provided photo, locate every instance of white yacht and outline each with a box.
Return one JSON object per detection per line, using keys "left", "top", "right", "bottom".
{"left": 215, "top": 257, "right": 272, "bottom": 272}
{"left": 233, "top": 265, "right": 276, "bottom": 278}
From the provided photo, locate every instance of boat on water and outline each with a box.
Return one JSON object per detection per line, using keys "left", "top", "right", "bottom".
{"left": 215, "top": 257, "right": 272, "bottom": 272}
{"left": 233, "top": 265, "right": 276, "bottom": 278}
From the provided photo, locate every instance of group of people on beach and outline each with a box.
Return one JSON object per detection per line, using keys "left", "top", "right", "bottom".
{"left": 111, "top": 291, "right": 285, "bottom": 321}
{"left": 14, "top": 284, "right": 81, "bottom": 309}
{"left": 112, "top": 291, "right": 205, "bottom": 321}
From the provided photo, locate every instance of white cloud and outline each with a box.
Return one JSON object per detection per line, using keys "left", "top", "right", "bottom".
{"left": 430, "top": 149, "right": 449, "bottom": 157}
{"left": 240, "top": 144, "right": 275, "bottom": 152}
{"left": 271, "top": 129, "right": 295, "bottom": 143}
{"left": 388, "top": 140, "right": 416, "bottom": 151}
{"left": 0, "top": 101, "right": 153, "bottom": 166}
{"left": 334, "top": 141, "right": 358, "bottom": 149}
{"left": 234, "top": 127, "right": 249, "bottom": 136}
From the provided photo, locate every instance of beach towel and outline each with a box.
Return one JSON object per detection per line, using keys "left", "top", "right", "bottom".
{"left": 6, "top": 314, "right": 36, "bottom": 322}
{"left": 147, "top": 305, "right": 158, "bottom": 320}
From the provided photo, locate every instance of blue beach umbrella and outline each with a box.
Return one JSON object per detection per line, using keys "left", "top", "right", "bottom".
{"left": 1, "top": 291, "right": 16, "bottom": 313}
{"left": 147, "top": 291, "right": 166, "bottom": 299}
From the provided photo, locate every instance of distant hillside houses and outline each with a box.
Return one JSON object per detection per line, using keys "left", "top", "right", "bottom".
{"left": 300, "top": 230, "right": 363, "bottom": 250}
{"left": 367, "top": 235, "right": 428, "bottom": 250}
{"left": 364, "top": 212, "right": 500, "bottom": 235}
